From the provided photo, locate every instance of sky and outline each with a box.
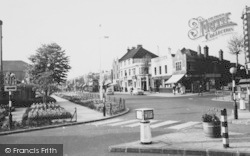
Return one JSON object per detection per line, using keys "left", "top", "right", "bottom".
{"left": 0, "top": 0, "right": 249, "bottom": 79}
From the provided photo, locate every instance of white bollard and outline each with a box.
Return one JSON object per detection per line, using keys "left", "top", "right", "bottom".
{"left": 140, "top": 120, "right": 152, "bottom": 144}
{"left": 240, "top": 99, "right": 246, "bottom": 110}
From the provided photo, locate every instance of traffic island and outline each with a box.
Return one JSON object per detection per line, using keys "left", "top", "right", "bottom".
{"left": 109, "top": 128, "right": 250, "bottom": 155}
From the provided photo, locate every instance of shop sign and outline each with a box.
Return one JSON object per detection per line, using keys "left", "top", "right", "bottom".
{"left": 188, "top": 12, "right": 237, "bottom": 41}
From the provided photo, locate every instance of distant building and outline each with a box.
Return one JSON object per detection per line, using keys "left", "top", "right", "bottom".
{"left": 3, "top": 60, "right": 29, "bottom": 83}
{"left": 165, "top": 45, "right": 234, "bottom": 93}
{"left": 151, "top": 48, "right": 174, "bottom": 92}
{"left": 118, "top": 45, "right": 158, "bottom": 91}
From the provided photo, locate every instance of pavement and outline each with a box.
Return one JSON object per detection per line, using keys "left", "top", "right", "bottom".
{"left": 3, "top": 92, "right": 250, "bottom": 155}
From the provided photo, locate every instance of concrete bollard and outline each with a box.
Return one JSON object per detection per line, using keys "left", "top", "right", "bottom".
{"left": 221, "top": 109, "right": 229, "bottom": 148}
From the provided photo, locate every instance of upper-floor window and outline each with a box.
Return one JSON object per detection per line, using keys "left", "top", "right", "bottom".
{"left": 129, "top": 69, "right": 131, "bottom": 76}
{"left": 159, "top": 66, "right": 161, "bottom": 75}
{"left": 165, "top": 65, "right": 167, "bottom": 73}
{"left": 176, "top": 61, "right": 182, "bottom": 71}
{"left": 154, "top": 67, "right": 157, "bottom": 75}
{"left": 125, "top": 70, "right": 127, "bottom": 76}
{"left": 121, "top": 71, "right": 123, "bottom": 77}
{"left": 124, "top": 60, "right": 126, "bottom": 66}
{"left": 133, "top": 68, "right": 136, "bottom": 75}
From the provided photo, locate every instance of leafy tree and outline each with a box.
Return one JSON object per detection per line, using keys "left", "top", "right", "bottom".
{"left": 227, "top": 35, "right": 244, "bottom": 68}
{"left": 28, "top": 43, "right": 71, "bottom": 103}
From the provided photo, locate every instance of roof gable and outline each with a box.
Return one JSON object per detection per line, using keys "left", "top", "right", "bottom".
{"left": 3, "top": 60, "right": 29, "bottom": 71}
{"left": 119, "top": 46, "right": 158, "bottom": 61}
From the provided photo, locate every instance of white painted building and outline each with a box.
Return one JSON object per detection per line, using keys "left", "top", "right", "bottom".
{"left": 118, "top": 45, "right": 158, "bottom": 92}
{"left": 151, "top": 48, "right": 174, "bottom": 92}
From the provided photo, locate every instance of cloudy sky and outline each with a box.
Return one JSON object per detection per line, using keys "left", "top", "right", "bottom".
{"left": 0, "top": 0, "right": 249, "bottom": 79}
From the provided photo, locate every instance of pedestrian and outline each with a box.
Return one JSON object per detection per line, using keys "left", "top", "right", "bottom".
{"left": 130, "top": 87, "right": 133, "bottom": 95}
{"left": 173, "top": 84, "right": 176, "bottom": 95}
{"left": 198, "top": 84, "right": 203, "bottom": 96}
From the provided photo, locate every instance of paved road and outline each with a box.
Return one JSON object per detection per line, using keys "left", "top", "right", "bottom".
{"left": 1, "top": 93, "right": 250, "bottom": 156}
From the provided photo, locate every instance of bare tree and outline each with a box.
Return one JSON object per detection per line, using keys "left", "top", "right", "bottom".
{"left": 227, "top": 35, "right": 244, "bottom": 68}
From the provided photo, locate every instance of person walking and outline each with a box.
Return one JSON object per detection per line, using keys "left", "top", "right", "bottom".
{"left": 173, "top": 84, "right": 176, "bottom": 95}
{"left": 198, "top": 84, "right": 203, "bottom": 96}
{"left": 130, "top": 87, "right": 133, "bottom": 95}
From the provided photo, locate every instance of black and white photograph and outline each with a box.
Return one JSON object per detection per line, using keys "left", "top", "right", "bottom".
{"left": 0, "top": 0, "right": 250, "bottom": 155}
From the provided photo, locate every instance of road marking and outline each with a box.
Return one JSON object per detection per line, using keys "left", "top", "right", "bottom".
{"left": 150, "top": 120, "right": 179, "bottom": 129}
{"left": 167, "top": 121, "right": 200, "bottom": 130}
{"left": 87, "top": 118, "right": 123, "bottom": 126}
{"left": 108, "top": 119, "right": 138, "bottom": 126}
{"left": 124, "top": 120, "right": 158, "bottom": 127}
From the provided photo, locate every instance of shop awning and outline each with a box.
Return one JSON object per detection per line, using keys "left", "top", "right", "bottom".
{"left": 239, "top": 79, "right": 250, "bottom": 84}
{"left": 165, "top": 74, "right": 185, "bottom": 84}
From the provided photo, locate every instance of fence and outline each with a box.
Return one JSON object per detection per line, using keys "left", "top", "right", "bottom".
{"left": 59, "top": 91, "right": 126, "bottom": 116}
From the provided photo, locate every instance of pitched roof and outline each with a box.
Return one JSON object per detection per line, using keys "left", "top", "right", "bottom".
{"left": 3, "top": 60, "right": 29, "bottom": 71}
{"left": 119, "top": 45, "right": 158, "bottom": 61}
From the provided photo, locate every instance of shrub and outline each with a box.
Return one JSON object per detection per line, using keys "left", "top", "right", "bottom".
{"left": 202, "top": 108, "right": 220, "bottom": 125}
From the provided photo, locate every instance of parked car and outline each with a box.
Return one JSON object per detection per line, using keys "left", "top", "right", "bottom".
{"left": 106, "top": 87, "right": 114, "bottom": 95}
{"left": 133, "top": 88, "right": 144, "bottom": 95}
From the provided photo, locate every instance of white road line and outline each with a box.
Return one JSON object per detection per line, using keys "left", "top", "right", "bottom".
{"left": 167, "top": 121, "right": 200, "bottom": 130}
{"left": 87, "top": 118, "right": 123, "bottom": 126}
{"left": 150, "top": 120, "right": 179, "bottom": 129}
{"left": 124, "top": 120, "right": 158, "bottom": 127}
{"left": 108, "top": 119, "right": 138, "bottom": 126}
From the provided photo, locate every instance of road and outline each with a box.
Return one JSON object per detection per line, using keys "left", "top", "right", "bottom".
{"left": 0, "top": 93, "right": 249, "bottom": 156}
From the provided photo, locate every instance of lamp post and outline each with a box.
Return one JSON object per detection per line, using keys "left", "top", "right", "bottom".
{"left": 98, "top": 24, "right": 109, "bottom": 116}
{"left": 230, "top": 67, "right": 238, "bottom": 119}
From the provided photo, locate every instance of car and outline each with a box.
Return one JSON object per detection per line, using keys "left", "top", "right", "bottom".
{"left": 106, "top": 87, "right": 114, "bottom": 95}
{"left": 132, "top": 88, "right": 144, "bottom": 95}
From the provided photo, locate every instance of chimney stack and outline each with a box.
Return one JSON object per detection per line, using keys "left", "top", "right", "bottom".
{"left": 127, "top": 47, "right": 130, "bottom": 52}
{"left": 137, "top": 44, "right": 142, "bottom": 49}
{"left": 204, "top": 45, "right": 209, "bottom": 58}
{"left": 197, "top": 45, "right": 201, "bottom": 56}
{"left": 219, "top": 49, "right": 223, "bottom": 61}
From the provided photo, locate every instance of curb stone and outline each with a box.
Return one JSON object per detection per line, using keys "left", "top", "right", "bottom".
{"left": 109, "top": 146, "right": 250, "bottom": 156}
{"left": 0, "top": 108, "right": 130, "bottom": 136}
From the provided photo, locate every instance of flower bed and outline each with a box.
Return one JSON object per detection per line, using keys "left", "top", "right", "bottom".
{"left": 56, "top": 92, "right": 126, "bottom": 115}
{"left": 22, "top": 103, "right": 73, "bottom": 126}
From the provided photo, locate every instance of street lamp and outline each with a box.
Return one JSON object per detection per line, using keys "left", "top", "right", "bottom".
{"left": 229, "top": 67, "right": 238, "bottom": 119}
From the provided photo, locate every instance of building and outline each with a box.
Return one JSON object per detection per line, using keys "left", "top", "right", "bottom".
{"left": 3, "top": 60, "right": 29, "bottom": 83}
{"left": 165, "top": 45, "right": 234, "bottom": 93}
{"left": 112, "top": 58, "right": 120, "bottom": 91}
{"left": 118, "top": 45, "right": 158, "bottom": 91}
{"left": 151, "top": 48, "right": 174, "bottom": 92}
{"left": 242, "top": 6, "right": 250, "bottom": 67}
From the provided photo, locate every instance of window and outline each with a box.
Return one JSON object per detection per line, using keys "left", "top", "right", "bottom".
{"left": 133, "top": 68, "right": 136, "bottom": 75}
{"left": 159, "top": 66, "right": 161, "bottom": 75}
{"left": 125, "top": 70, "right": 127, "bottom": 76}
{"left": 129, "top": 69, "right": 131, "bottom": 76}
{"left": 176, "top": 61, "right": 182, "bottom": 71}
{"left": 154, "top": 67, "right": 157, "bottom": 75}
{"left": 165, "top": 65, "right": 167, "bottom": 73}
{"left": 121, "top": 71, "right": 123, "bottom": 77}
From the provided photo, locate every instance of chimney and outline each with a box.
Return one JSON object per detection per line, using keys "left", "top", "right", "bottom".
{"left": 197, "top": 45, "right": 201, "bottom": 56}
{"left": 219, "top": 49, "right": 223, "bottom": 61}
{"left": 127, "top": 47, "right": 130, "bottom": 52}
{"left": 137, "top": 44, "right": 142, "bottom": 49}
{"left": 204, "top": 45, "right": 209, "bottom": 58}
